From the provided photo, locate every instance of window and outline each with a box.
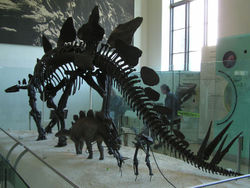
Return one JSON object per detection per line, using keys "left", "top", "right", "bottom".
{"left": 168, "top": 0, "right": 218, "bottom": 71}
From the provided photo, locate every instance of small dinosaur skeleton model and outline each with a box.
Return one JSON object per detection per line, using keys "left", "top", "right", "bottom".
{"left": 55, "top": 110, "right": 117, "bottom": 160}
{"left": 5, "top": 5, "right": 242, "bottom": 182}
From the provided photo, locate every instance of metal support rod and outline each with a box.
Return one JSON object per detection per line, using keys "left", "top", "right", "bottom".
{"left": 4, "top": 168, "right": 7, "bottom": 188}
{"left": 42, "top": 71, "right": 45, "bottom": 127}
{"left": 192, "top": 174, "right": 250, "bottom": 188}
{"left": 248, "top": 141, "right": 250, "bottom": 173}
{"left": 28, "top": 113, "right": 31, "bottom": 130}
{"left": 184, "top": 1, "right": 190, "bottom": 71}
{"left": 169, "top": 0, "right": 174, "bottom": 71}
{"left": 89, "top": 86, "right": 93, "bottom": 110}
{"left": 236, "top": 135, "right": 243, "bottom": 173}
{"left": 42, "top": 91, "right": 45, "bottom": 126}
{"left": 204, "top": 0, "right": 208, "bottom": 46}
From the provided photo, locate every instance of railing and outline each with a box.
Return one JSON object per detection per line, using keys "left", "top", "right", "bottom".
{"left": 192, "top": 174, "right": 250, "bottom": 188}
{"left": 0, "top": 128, "right": 79, "bottom": 188}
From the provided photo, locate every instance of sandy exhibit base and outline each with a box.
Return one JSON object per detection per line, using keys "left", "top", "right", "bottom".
{"left": 0, "top": 130, "right": 249, "bottom": 188}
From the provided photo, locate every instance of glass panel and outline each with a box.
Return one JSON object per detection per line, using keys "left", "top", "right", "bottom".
{"left": 189, "top": 51, "right": 201, "bottom": 71}
{"left": 173, "top": 5, "right": 185, "bottom": 30}
{"left": 189, "top": 26, "right": 204, "bottom": 51}
{"left": 190, "top": 0, "right": 204, "bottom": 27}
{"left": 0, "top": 154, "right": 29, "bottom": 188}
{"left": 176, "top": 71, "right": 200, "bottom": 142}
{"left": 173, "top": 53, "right": 185, "bottom": 70}
{"left": 212, "top": 61, "right": 250, "bottom": 174}
{"left": 173, "top": 29, "right": 185, "bottom": 53}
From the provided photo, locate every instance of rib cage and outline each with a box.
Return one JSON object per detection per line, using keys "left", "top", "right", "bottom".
{"left": 35, "top": 41, "right": 86, "bottom": 94}
{"left": 94, "top": 43, "right": 240, "bottom": 176}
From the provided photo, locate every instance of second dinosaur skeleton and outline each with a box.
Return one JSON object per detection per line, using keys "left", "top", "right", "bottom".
{"left": 55, "top": 110, "right": 116, "bottom": 160}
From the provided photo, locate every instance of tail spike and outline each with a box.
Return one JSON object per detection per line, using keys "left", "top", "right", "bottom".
{"left": 216, "top": 132, "right": 242, "bottom": 164}
{"left": 197, "top": 121, "right": 212, "bottom": 160}
{"left": 210, "top": 134, "right": 228, "bottom": 166}
{"left": 204, "top": 120, "right": 233, "bottom": 160}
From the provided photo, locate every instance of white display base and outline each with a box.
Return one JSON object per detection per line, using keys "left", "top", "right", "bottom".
{"left": 0, "top": 130, "right": 249, "bottom": 188}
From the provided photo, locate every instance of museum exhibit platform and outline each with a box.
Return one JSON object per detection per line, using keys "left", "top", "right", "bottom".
{"left": 0, "top": 129, "right": 249, "bottom": 188}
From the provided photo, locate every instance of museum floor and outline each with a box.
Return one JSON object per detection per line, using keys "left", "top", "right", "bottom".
{"left": 0, "top": 130, "right": 249, "bottom": 188}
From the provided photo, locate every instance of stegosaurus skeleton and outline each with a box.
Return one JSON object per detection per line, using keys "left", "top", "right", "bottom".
{"left": 7, "top": 6, "right": 242, "bottom": 180}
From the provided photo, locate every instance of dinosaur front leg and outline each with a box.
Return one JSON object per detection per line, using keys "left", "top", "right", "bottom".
{"left": 71, "top": 137, "right": 81, "bottom": 155}
{"left": 29, "top": 99, "right": 46, "bottom": 141}
{"left": 86, "top": 140, "right": 93, "bottom": 159}
{"left": 145, "top": 144, "right": 153, "bottom": 177}
{"left": 74, "top": 141, "right": 82, "bottom": 155}
{"left": 79, "top": 140, "right": 84, "bottom": 154}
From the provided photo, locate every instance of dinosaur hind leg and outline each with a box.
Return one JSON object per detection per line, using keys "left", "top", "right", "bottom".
{"left": 55, "top": 78, "right": 74, "bottom": 147}
{"left": 97, "top": 137, "right": 104, "bottom": 160}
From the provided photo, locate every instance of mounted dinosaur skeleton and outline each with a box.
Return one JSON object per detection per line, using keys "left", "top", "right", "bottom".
{"left": 5, "top": 6, "right": 242, "bottom": 182}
